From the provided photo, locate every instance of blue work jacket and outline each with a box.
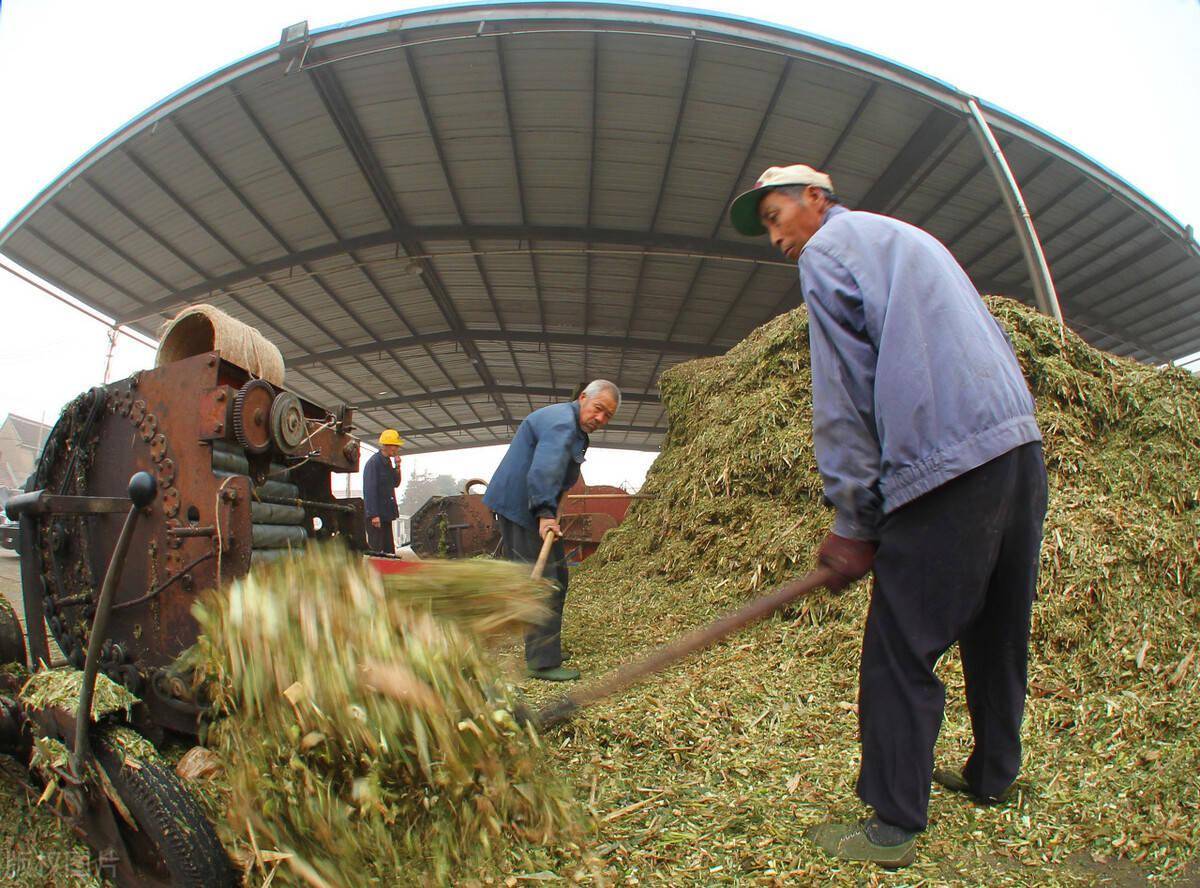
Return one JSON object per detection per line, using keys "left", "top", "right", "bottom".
{"left": 363, "top": 450, "right": 400, "bottom": 522}
{"left": 799, "top": 204, "right": 1041, "bottom": 540}
{"left": 483, "top": 402, "right": 588, "bottom": 529}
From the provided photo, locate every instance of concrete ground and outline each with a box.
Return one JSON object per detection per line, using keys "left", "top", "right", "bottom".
{"left": 1, "top": 548, "right": 66, "bottom": 665}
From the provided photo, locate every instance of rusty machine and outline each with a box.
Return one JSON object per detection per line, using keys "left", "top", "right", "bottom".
{"left": 0, "top": 347, "right": 365, "bottom": 886}
{"left": 408, "top": 477, "right": 634, "bottom": 562}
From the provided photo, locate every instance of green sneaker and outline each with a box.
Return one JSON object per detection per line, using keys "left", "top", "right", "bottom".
{"left": 808, "top": 820, "right": 917, "bottom": 869}
{"left": 526, "top": 665, "right": 581, "bottom": 682}
{"left": 933, "top": 767, "right": 1017, "bottom": 805}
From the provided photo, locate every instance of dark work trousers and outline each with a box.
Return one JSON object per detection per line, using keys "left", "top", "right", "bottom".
{"left": 856, "top": 442, "right": 1048, "bottom": 832}
{"left": 366, "top": 521, "right": 395, "bottom": 555}
{"left": 498, "top": 515, "right": 569, "bottom": 669}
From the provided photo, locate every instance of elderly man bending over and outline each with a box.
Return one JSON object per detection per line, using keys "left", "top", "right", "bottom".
{"left": 484, "top": 380, "right": 621, "bottom": 681}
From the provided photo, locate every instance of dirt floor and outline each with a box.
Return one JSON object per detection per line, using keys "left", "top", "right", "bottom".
{"left": 1, "top": 549, "right": 65, "bottom": 665}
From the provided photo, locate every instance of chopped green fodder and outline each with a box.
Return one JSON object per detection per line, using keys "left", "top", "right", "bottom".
{"left": 515, "top": 297, "right": 1199, "bottom": 885}
{"left": 191, "top": 545, "right": 582, "bottom": 886}
{"left": 19, "top": 668, "right": 138, "bottom": 720}
{"left": 378, "top": 557, "right": 550, "bottom": 638}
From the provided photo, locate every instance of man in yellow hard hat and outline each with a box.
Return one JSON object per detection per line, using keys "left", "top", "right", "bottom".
{"left": 364, "top": 429, "right": 404, "bottom": 554}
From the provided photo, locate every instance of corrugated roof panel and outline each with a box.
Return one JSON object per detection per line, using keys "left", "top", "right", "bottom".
{"left": 6, "top": 233, "right": 143, "bottom": 322}
{"left": 3, "top": 5, "right": 1195, "bottom": 452}
{"left": 35, "top": 205, "right": 161, "bottom": 305}
{"left": 238, "top": 80, "right": 387, "bottom": 240}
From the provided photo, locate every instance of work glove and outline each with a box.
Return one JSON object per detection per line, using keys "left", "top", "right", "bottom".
{"left": 818, "top": 533, "right": 878, "bottom": 592}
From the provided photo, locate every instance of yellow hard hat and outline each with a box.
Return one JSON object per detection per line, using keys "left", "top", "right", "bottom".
{"left": 378, "top": 429, "right": 404, "bottom": 447}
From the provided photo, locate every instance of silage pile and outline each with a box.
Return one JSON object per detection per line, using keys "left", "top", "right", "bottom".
{"left": 190, "top": 547, "right": 582, "bottom": 886}
{"left": 541, "top": 296, "right": 1200, "bottom": 884}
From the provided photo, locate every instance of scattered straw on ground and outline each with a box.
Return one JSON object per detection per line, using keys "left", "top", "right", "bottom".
{"left": 512, "top": 296, "right": 1200, "bottom": 885}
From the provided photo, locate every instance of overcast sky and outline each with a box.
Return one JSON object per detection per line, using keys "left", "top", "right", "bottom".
{"left": 1, "top": 0, "right": 1196, "bottom": 490}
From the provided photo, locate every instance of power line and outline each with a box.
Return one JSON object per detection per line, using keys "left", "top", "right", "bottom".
{"left": 0, "top": 258, "right": 157, "bottom": 350}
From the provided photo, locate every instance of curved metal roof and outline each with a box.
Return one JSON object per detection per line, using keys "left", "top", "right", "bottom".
{"left": 3, "top": 1, "right": 1197, "bottom": 453}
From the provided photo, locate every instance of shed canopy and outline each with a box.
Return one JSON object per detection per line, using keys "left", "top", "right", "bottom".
{"left": 3, "top": 2, "right": 1197, "bottom": 453}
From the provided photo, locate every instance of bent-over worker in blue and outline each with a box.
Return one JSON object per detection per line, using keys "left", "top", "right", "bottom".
{"left": 484, "top": 380, "right": 621, "bottom": 681}
{"left": 730, "top": 164, "right": 1048, "bottom": 868}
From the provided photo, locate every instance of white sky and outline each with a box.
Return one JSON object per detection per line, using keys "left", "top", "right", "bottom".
{"left": 1, "top": 0, "right": 1197, "bottom": 489}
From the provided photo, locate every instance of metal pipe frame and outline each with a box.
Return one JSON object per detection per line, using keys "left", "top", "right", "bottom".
{"left": 965, "top": 97, "right": 1064, "bottom": 324}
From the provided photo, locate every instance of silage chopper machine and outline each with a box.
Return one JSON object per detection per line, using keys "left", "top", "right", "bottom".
{"left": 0, "top": 333, "right": 369, "bottom": 886}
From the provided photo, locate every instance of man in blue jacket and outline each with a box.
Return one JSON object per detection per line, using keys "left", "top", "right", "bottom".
{"left": 363, "top": 429, "right": 403, "bottom": 554}
{"left": 484, "top": 380, "right": 621, "bottom": 681}
{"left": 730, "top": 165, "right": 1048, "bottom": 867}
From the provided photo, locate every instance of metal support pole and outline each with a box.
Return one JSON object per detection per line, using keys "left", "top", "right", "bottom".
{"left": 965, "top": 98, "right": 1064, "bottom": 325}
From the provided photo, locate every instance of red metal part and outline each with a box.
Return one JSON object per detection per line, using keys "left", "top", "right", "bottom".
{"left": 20, "top": 353, "right": 364, "bottom": 735}
{"left": 559, "top": 478, "right": 634, "bottom": 562}
{"left": 406, "top": 475, "right": 634, "bottom": 562}
{"left": 407, "top": 492, "right": 499, "bottom": 559}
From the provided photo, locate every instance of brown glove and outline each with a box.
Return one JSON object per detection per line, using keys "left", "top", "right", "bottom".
{"left": 818, "top": 533, "right": 878, "bottom": 592}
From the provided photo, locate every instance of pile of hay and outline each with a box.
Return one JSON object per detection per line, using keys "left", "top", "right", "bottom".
{"left": 190, "top": 547, "right": 581, "bottom": 886}
{"left": 528, "top": 296, "right": 1199, "bottom": 884}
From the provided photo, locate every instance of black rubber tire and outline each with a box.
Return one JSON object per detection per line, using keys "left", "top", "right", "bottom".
{"left": 0, "top": 596, "right": 26, "bottom": 668}
{"left": 92, "top": 726, "right": 239, "bottom": 887}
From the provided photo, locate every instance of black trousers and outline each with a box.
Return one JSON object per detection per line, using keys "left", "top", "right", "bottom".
{"left": 498, "top": 516, "right": 569, "bottom": 669}
{"left": 366, "top": 520, "right": 395, "bottom": 554}
{"left": 857, "top": 442, "right": 1048, "bottom": 832}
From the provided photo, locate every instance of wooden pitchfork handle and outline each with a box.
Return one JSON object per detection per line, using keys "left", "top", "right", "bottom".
{"left": 531, "top": 528, "right": 558, "bottom": 580}
{"left": 530, "top": 565, "right": 841, "bottom": 730}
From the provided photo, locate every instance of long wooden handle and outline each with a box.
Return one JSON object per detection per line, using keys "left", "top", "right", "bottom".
{"left": 530, "top": 530, "right": 557, "bottom": 580}
{"left": 533, "top": 565, "right": 841, "bottom": 730}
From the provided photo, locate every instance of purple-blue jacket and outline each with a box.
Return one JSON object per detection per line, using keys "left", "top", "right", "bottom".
{"left": 799, "top": 204, "right": 1041, "bottom": 541}
{"left": 483, "top": 401, "right": 588, "bottom": 529}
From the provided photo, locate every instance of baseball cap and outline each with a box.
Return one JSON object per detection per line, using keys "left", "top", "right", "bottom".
{"left": 729, "top": 164, "right": 835, "bottom": 236}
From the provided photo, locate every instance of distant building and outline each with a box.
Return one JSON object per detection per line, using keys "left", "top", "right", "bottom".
{"left": 0, "top": 414, "right": 51, "bottom": 500}
{"left": 395, "top": 514, "right": 411, "bottom": 546}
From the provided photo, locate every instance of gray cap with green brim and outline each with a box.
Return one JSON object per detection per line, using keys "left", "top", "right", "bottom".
{"left": 729, "top": 164, "right": 835, "bottom": 236}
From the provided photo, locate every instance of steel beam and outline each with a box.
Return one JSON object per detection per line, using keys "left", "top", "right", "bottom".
{"left": 359, "top": 384, "right": 659, "bottom": 410}
{"left": 885, "top": 129, "right": 968, "bottom": 216}
{"left": 121, "top": 148, "right": 436, "bottom": 439}
{"left": 494, "top": 35, "right": 556, "bottom": 391}
{"left": 820, "top": 82, "right": 876, "bottom": 170}
{"left": 308, "top": 62, "right": 516, "bottom": 429}
{"left": 965, "top": 98, "right": 1062, "bottom": 323}
{"left": 400, "top": 46, "right": 535, "bottom": 413}
{"left": 987, "top": 190, "right": 1112, "bottom": 282}
{"left": 77, "top": 173, "right": 370, "bottom": 413}
{"left": 22, "top": 227, "right": 150, "bottom": 311}
{"left": 942, "top": 156, "right": 1053, "bottom": 253}
{"left": 289, "top": 329, "right": 725, "bottom": 368}
{"left": 584, "top": 32, "right": 600, "bottom": 384}
{"left": 118, "top": 223, "right": 781, "bottom": 322}
{"left": 856, "top": 108, "right": 959, "bottom": 212}
{"left": 51, "top": 204, "right": 178, "bottom": 294}
{"left": 231, "top": 90, "right": 467, "bottom": 418}
{"left": 617, "top": 35, "right": 703, "bottom": 388}
{"left": 635, "top": 55, "right": 793, "bottom": 401}
{"left": 959, "top": 173, "right": 1085, "bottom": 271}
{"left": 1081, "top": 253, "right": 1192, "bottom": 318}
{"left": 394, "top": 435, "right": 662, "bottom": 456}
{"left": 171, "top": 118, "right": 467, "bottom": 441}
{"left": 1058, "top": 225, "right": 1170, "bottom": 299}
{"left": 396, "top": 418, "right": 662, "bottom": 439}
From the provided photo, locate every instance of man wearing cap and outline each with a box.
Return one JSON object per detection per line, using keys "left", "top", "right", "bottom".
{"left": 484, "top": 380, "right": 621, "bottom": 681}
{"left": 364, "top": 429, "right": 404, "bottom": 554}
{"left": 730, "top": 166, "right": 1047, "bottom": 866}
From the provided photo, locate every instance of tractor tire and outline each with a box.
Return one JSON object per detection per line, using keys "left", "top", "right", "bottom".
{"left": 0, "top": 596, "right": 26, "bottom": 668}
{"left": 92, "top": 726, "right": 238, "bottom": 888}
